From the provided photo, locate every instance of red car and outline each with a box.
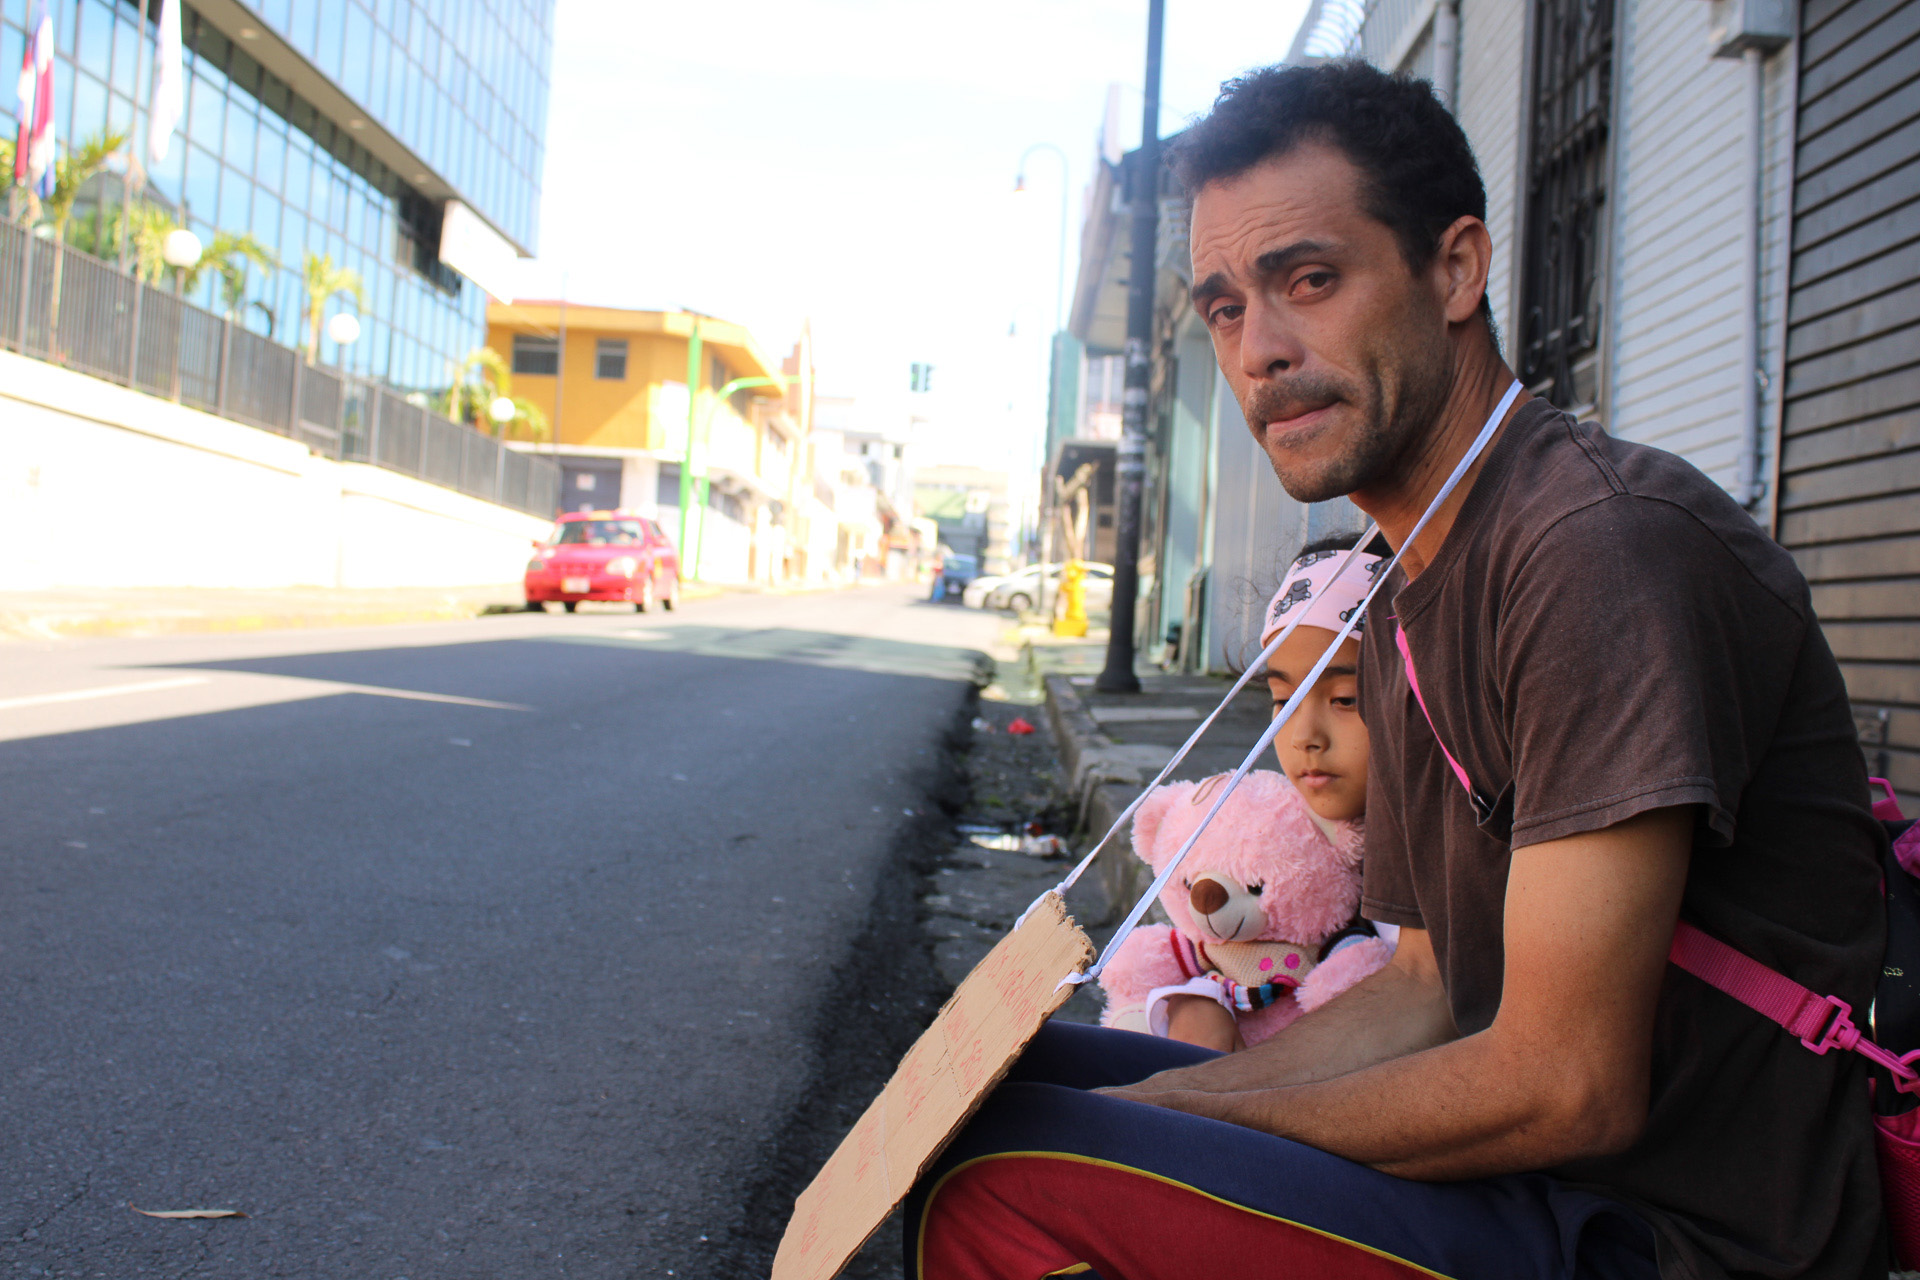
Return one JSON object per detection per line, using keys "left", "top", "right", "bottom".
{"left": 525, "top": 510, "right": 682, "bottom": 612}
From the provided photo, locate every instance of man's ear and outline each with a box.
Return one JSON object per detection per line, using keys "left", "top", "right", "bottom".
{"left": 1435, "top": 215, "right": 1492, "bottom": 327}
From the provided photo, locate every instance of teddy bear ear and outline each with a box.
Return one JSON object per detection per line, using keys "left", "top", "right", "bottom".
{"left": 1129, "top": 782, "right": 1181, "bottom": 868}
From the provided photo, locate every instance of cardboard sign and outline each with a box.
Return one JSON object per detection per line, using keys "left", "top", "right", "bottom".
{"left": 772, "top": 891, "right": 1095, "bottom": 1280}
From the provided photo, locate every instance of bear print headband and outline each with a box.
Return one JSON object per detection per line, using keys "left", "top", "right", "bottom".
{"left": 1259, "top": 546, "right": 1387, "bottom": 647}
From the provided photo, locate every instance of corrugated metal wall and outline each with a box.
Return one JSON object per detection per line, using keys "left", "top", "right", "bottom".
{"left": 1457, "top": 0, "right": 1529, "bottom": 344}
{"left": 1605, "top": 2, "right": 1796, "bottom": 494}
{"left": 1780, "top": 0, "right": 1920, "bottom": 807}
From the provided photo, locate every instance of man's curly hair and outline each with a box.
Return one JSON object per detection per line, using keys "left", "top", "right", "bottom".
{"left": 1167, "top": 61, "right": 1496, "bottom": 332}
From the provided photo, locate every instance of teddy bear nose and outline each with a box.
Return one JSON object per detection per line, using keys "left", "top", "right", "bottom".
{"left": 1189, "top": 877, "right": 1231, "bottom": 915}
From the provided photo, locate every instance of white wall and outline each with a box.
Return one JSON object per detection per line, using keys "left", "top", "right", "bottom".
{"left": 1605, "top": 0, "right": 1794, "bottom": 496}
{"left": 0, "top": 351, "right": 550, "bottom": 591}
{"left": 1457, "top": 0, "right": 1530, "bottom": 348}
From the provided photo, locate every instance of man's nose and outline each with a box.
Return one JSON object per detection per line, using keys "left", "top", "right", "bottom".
{"left": 1238, "top": 301, "right": 1306, "bottom": 382}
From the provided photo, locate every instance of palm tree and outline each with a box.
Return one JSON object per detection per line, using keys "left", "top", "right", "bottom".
{"left": 41, "top": 129, "right": 129, "bottom": 339}
{"left": 125, "top": 201, "right": 181, "bottom": 285}
{"left": 443, "top": 345, "right": 550, "bottom": 441}
{"left": 42, "top": 129, "right": 128, "bottom": 244}
{"left": 0, "top": 137, "right": 35, "bottom": 224}
{"left": 203, "top": 231, "right": 278, "bottom": 320}
{"left": 301, "top": 251, "right": 365, "bottom": 364}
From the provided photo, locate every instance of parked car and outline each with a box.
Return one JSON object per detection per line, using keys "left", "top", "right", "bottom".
{"left": 961, "top": 571, "right": 1013, "bottom": 609}
{"left": 525, "top": 510, "right": 681, "bottom": 612}
{"left": 986, "top": 562, "right": 1115, "bottom": 614}
{"left": 983, "top": 564, "right": 1055, "bottom": 613}
{"left": 930, "top": 553, "right": 980, "bottom": 602}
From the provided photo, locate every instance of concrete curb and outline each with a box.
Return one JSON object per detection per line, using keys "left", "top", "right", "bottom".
{"left": 1041, "top": 672, "right": 1160, "bottom": 926}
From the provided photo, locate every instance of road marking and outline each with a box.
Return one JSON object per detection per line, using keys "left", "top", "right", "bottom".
{"left": 0, "top": 675, "right": 209, "bottom": 711}
{"left": 320, "top": 682, "right": 532, "bottom": 711}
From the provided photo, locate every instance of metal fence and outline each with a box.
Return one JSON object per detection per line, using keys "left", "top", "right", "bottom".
{"left": 0, "top": 216, "right": 561, "bottom": 520}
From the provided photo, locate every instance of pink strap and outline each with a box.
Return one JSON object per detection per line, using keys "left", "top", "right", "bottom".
{"left": 1395, "top": 626, "right": 1477, "bottom": 798}
{"left": 1670, "top": 920, "right": 1920, "bottom": 1091}
{"left": 1395, "top": 622, "right": 1913, "bottom": 1087}
{"left": 1871, "top": 777, "right": 1905, "bottom": 823}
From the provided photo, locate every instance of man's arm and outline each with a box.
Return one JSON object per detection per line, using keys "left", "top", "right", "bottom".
{"left": 1103, "top": 806, "right": 1692, "bottom": 1179}
{"left": 1121, "top": 925, "right": 1456, "bottom": 1094}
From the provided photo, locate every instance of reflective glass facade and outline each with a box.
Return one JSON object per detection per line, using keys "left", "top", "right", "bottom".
{"left": 0, "top": 0, "right": 552, "bottom": 393}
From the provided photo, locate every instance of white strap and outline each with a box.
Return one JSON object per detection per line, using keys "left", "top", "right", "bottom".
{"left": 1067, "top": 380, "right": 1523, "bottom": 989}
{"left": 1013, "top": 528, "right": 1385, "bottom": 932}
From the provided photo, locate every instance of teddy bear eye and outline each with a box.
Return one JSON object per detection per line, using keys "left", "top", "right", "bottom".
{"left": 1250, "top": 883, "right": 1264, "bottom": 894}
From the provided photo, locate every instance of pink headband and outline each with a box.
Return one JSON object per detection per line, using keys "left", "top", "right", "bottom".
{"left": 1259, "top": 547, "right": 1386, "bottom": 646}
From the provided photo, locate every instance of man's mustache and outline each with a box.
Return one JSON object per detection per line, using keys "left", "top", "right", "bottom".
{"left": 1243, "top": 375, "right": 1354, "bottom": 430}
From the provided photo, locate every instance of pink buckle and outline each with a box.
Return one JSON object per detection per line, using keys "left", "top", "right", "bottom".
{"left": 1800, "top": 995, "right": 1858, "bottom": 1055}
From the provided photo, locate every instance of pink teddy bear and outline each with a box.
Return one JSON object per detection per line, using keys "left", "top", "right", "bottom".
{"left": 1098, "top": 769, "right": 1395, "bottom": 1046}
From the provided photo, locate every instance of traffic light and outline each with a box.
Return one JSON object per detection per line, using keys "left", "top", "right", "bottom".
{"left": 910, "top": 362, "right": 933, "bottom": 393}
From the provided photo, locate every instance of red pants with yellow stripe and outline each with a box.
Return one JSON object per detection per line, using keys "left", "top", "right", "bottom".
{"left": 904, "top": 1021, "right": 1658, "bottom": 1280}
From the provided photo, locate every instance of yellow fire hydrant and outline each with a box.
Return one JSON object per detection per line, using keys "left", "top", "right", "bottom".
{"left": 1054, "top": 559, "right": 1089, "bottom": 637}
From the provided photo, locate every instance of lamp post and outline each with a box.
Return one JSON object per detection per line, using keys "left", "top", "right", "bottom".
{"left": 1017, "top": 142, "right": 1073, "bottom": 614}
{"left": 162, "top": 226, "right": 201, "bottom": 295}
{"left": 489, "top": 395, "right": 516, "bottom": 430}
{"left": 1096, "top": 0, "right": 1164, "bottom": 695}
{"left": 1014, "top": 142, "right": 1070, "bottom": 333}
{"left": 327, "top": 311, "right": 361, "bottom": 458}
{"left": 680, "top": 369, "right": 786, "bottom": 581}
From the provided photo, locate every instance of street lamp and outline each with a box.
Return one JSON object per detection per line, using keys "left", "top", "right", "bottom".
{"left": 489, "top": 395, "right": 517, "bottom": 433}
{"left": 326, "top": 311, "right": 361, "bottom": 347}
{"left": 1013, "top": 142, "right": 1070, "bottom": 333}
{"left": 162, "top": 227, "right": 201, "bottom": 295}
{"left": 1017, "top": 142, "right": 1072, "bottom": 613}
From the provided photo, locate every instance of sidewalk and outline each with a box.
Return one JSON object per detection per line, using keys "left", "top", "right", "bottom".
{"left": 0, "top": 580, "right": 741, "bottom": 641}
{"left": 1029, "top": 623, "right": 1273, "bottom": 925}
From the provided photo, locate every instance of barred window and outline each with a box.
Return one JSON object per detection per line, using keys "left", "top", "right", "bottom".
{"left": 1518, "top": 0, "right": 1616, "bottom": 410}
{"left": 511, "top": 333, "right": 558, "bottom": 376}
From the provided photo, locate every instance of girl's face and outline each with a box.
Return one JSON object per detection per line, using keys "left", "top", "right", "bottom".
{"left": 1266, "top": 625, "right": 1368, "bottom": 822}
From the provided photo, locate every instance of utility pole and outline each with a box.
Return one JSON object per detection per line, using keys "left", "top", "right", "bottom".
{"left": 679, "top": 316, "right": 703, "bottom": 571}
{"left": 1096, "top": 0, "right": 1163, "bottom": 694}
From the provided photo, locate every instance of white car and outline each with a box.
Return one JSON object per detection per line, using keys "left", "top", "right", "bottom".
{"left": 984, "top": 564, "right": 1056, "bottom": 613}
{"left": 990, "top": 563, "right": 1113, "bottom": 613}
{"left": 961, "top": 573, "right": 1012, "bottom": 609}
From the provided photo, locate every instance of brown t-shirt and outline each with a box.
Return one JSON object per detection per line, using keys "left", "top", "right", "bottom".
{"left": 1360, "top": 399, "right": 1888, "bottom": 1279}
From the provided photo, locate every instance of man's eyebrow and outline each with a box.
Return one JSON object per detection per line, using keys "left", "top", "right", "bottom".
{"left": 1190, "top": 240, "right": 1339, "bottom": 310}
{"left": 1190, "top": 271, "right": 1229, "bottom": 308}
{"left": 1254, "top": 239, "right": 1335, "bottom": 276}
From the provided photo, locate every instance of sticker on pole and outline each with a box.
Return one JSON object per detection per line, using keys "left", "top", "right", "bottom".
{"left": 772, "top": 890, "right": 1094, "bottom": 1280}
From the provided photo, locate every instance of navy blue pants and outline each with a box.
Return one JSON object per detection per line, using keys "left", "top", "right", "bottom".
{"left": 904, "top": 1021, "right": 1660, "bottom": 1279}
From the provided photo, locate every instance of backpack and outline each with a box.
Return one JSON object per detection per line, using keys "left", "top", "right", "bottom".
{"left": 1398, "top": 632, "right": 1920, "bottom": 1264}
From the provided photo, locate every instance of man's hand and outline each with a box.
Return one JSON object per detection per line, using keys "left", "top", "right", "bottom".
{"left": 1105, "top": 807, "right": 1694, "bottom": 1180}
{"left": 1163, "top": 995, "right": 1246, "bottom": 1053}
{"left": 1105, "top": 925, "right": 1455, "bottom": 1099}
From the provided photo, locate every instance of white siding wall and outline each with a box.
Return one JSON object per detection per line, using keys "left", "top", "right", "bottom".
{"left": 1606, "top": 0, "right": 1797, "bottom": 497}
{"left": 1207, "top": 370, "right": 1309, "bottom": 673}
{"left": 1456, "top": 0, "right": 1530, "bottom": 347}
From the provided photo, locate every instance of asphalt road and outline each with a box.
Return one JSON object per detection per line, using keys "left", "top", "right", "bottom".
{"left": 1, "top": 585, "right": 1010, "bottom": 1279}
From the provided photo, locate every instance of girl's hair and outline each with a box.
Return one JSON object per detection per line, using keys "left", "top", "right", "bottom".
{"left": 1294, "top": 530, "right": 1393, "bottom": 562}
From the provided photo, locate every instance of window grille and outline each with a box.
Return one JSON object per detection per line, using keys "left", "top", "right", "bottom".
{"left": 512, "top": 333, "right": 558, "bottom": 376}
{"left": 1518, "top": 0, "right": 1615, "bottom": 409}
{"left": 595, "top": 338, "right": 628, "bottom": 380}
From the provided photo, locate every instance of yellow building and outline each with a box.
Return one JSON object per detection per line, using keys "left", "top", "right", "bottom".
{"left": 486, "top": 303, "right": 804, "bottom": 584}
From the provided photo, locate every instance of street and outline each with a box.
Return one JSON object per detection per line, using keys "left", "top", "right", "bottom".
{"left": 1, "top": 586, "right": 1009, "bottom": 1279}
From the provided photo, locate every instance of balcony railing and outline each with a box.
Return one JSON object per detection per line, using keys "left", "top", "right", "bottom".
{"left": 0, "top": 217, "right": 560, "bottom": 520}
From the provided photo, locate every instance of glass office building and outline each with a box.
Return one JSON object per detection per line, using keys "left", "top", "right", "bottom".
{"left": 0, "top": 0, "right": 552, "bottom": 393}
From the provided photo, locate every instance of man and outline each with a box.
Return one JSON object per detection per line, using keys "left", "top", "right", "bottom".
{"left": 904, "top": 62, "right": 1887, "bottom": 1279}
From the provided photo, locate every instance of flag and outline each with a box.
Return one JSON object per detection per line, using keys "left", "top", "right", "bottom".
{"left": 15, "top": 0, "right": 54, "bottom": 198}
{"left": 149, "top": 0, "right": 183, "bottom": 166}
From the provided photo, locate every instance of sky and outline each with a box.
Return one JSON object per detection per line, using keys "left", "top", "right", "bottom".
{"left": 515, "top": 0, "right": 1312, "bottom": 475}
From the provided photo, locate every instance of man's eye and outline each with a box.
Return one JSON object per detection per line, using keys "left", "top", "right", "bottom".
{"left": 1292, "top": 270, "right": 1334, "bottom": 295}
{"left": 1208, "top": 304, "right": 1244, "bottom": 327}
